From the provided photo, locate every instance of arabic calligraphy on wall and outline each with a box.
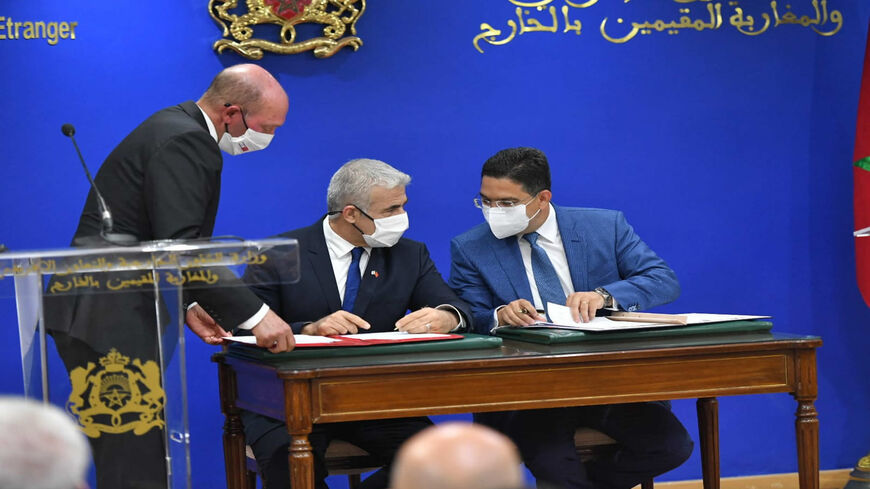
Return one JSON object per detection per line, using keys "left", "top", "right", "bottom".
{"left": 473, "top": 0, "right": 843, "bottom": 53}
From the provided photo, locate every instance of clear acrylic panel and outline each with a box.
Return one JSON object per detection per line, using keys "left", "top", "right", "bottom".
{"left": 0, "top": 238, "right": 298, "bottom": 489}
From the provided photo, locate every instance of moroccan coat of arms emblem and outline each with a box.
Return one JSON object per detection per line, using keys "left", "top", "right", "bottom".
{"left": 209, "top": 0, "right": 365, "bottom": 59}
{"left": 67, "top": 348, "right": 165, "bottom": 438}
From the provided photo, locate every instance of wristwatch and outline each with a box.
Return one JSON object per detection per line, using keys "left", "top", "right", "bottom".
{"left": 594, "top": 287, "right": 613, "bottom": 308}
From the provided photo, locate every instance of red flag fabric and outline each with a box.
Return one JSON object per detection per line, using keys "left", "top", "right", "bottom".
{"left": 853, "top": 19, "right": 870, "bottom": 307}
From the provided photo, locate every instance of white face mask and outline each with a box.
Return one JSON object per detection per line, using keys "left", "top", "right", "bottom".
{"left": 360, "top": 212, "right": 409, "bottom": 248}
{"left": 219, "top": 127, "right": 274, "bottom": 155}
{"left": 482, "top": 202, "right": 541, "bottom": 239}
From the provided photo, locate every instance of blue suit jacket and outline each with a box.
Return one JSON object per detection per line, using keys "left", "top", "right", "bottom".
{"left": 448, "top": 206, "right": 679, "bottom": 334}
{"left": 244, "top": 219, "right": 471, "bottom": 334}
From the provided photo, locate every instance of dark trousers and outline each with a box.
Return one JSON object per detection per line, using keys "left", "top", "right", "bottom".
{"left": 52, "top": 331, "right": 169, "bottom": 489}
{"left": 475, "top": 402, "right": 694, "bottom": 489}
{"left": 241, "top": 411, "right": 432, "bottom": 489}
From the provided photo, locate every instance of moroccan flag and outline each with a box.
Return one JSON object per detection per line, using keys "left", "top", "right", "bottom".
{"left": 854, "top": 19, "right": 870, "bottom": 307}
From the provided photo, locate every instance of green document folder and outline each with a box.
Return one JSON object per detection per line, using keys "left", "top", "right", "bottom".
{"left": 227, "top": 333, "right": 503, "bottom": 362}
{"left": 494, "top": 320, "right": 774, "bottom": 345}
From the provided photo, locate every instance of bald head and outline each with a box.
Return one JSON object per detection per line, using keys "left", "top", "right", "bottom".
{"left": 197, "top": 64, "right": 289, "bottom": 141}
{"left": 0, "top": 397, "right": 91, "bottom": 489}
{"left": 199, "top": 64, "right": 287, "bottom": 112}
{"left": 391, "top": 422, "right": 524, "bottom": 489}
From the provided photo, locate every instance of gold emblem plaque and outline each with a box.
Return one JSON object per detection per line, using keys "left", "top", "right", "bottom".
{"left": 67, "top": 348, "right": 165, "bottom": 438}
{"left": 210, "top": 0, "right": 366, "bottom": 59}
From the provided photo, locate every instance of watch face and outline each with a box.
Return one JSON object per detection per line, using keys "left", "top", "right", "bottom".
{"left": 595, "top": 288, "right": 612, "bottom": 306}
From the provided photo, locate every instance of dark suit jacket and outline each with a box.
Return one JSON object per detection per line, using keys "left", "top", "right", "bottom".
{"left": 74, "top": 101, "right": 223, "bottom": 242}
{"left": 243, "top": 219, "right": 471, "bottom": 334}
{"left": 47, "top": 102, "right": 262, "bottom": 349}
{"left": 449, "top": 206, "right": 680, "bottom": 334}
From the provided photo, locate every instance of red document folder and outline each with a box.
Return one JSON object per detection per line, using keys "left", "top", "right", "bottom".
{"left": 224, "top": 332, "right": 464, "bottom": 348}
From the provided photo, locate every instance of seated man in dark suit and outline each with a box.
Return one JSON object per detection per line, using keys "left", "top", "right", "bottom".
{"left": 242, "top": 158, "right": 472, "bottom": 489}
{"left": 448, "top": 147, "right": 693, "bottom": 489}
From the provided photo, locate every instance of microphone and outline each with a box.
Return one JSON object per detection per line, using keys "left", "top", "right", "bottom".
{"left": 61, "top": 124, "right": 138, "bottom": 246}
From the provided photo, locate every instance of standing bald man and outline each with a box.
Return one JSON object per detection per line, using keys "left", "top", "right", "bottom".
{"left": 46, "top": 64, "right": 296, "bottom": 489}
{"left": 61, "top": 63, "right": 296, "bottom": 352}
{"left": 392, "top": 422, "right": 527, "bottom": 489}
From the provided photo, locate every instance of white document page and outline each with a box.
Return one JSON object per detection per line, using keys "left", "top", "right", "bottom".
{"left": 339, "top": 331, "right": 454, "bottom": 340}
{"left": 679, "top": 313, "right": 770, "bottom": 323}
{"left": 225, "top": 335, "right": 340, "bottom": 345}
{"left": 531, "top": 303, "right": 680, "bottom": 331}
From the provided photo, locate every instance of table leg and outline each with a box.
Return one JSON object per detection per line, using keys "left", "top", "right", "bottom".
{"left": 794, "top": 349, "right": 819, "bottom": 489}
{"left": 697, "top": 397, "right": 720, "bottom": 489}
{"left": 218, "top": 361, "right": 247, "bottom": 489}
{"left": 286, "top": 380, "right": 315, "bottom": 489}
{"left": 289, "top": 433, "right": 315, "bottom": 489}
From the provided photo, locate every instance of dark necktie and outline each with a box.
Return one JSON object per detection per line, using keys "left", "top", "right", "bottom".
{"left": 523, "top": 232, "right": 567, "bottom": 311}
{"left": 342, "top": 247, "right": 364, "bottom": 312}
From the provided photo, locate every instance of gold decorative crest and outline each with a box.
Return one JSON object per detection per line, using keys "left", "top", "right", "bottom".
{"left": 66, "top": 348, "right": 165, "bottom": 438}
{"left": 209, "top": 0, "right": 366, "bottom": 59}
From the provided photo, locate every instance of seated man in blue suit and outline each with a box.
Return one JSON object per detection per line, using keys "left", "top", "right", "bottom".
{"left": 241, "top": 158, "right": 471, "bottom": 489}
{"left": 449, "top": 147, "right": 693, "bottom": 489}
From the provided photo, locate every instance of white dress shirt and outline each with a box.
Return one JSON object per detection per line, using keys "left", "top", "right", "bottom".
{"left": 518, "top": 203, "right": 575, "bottom": 310}
{"left": 323, "top": 217, "right": 371, "bottom": 303}
{"left": 191, "top": 103, "right": 269, "bottom": 330}
{"left": 322, "top": 218, "right": 464, "bottom": 331}
{"left": 196, "top": 103, "right": 218, "bottom": 142}
{"left": 491, "top": 203, "right": 616, "bottom": 330}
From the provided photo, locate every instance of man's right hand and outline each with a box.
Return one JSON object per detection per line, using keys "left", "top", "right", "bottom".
{"left": 251, "top": 309, "right": 296, "bottom": 353}
{"left": 301, "top": 311, "right": 371, "bottom": 336}
{"left": 497, "top": 299, "right": 545, "bottom": 326}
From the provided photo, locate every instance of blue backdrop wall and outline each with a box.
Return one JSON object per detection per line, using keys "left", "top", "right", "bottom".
{"left": 1, "top": 1, "right": 869, "bottom": 488}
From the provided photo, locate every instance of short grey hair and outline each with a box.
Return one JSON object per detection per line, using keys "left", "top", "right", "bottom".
{"left": 327, "top": 159, "right": 411, "bottom": 218}
{"left": 0, "top": 397, "right": 91, "bottom": 489}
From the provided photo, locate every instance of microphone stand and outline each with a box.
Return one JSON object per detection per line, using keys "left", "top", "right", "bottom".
{"left": 61, "top": 124, "right": 138, "bottom": 246}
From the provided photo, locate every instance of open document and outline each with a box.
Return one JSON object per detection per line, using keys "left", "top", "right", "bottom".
{"left": 501, "top": 303, "right": 770, "bottom": 332}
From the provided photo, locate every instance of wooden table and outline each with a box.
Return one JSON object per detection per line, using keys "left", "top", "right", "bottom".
{"left": 215, "top": 332, "right": 821, "bottom": 489}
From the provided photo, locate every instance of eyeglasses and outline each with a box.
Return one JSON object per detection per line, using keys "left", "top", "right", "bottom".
{"left": 473, "top": 194, "right": 537, "bottom": 209}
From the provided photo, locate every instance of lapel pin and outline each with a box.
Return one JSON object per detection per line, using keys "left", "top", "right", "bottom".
{"left": 371, "top": 270, "right": 379, "bottom": 278}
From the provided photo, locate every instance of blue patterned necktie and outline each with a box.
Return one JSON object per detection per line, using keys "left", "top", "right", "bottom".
{"left": 523, "top": 232, "right": 566, "bottom": 311}
{"left": 342, "top": 247, "right": 364, "bottom": 312}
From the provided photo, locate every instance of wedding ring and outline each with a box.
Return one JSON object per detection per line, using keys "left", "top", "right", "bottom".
{"left": 272, "top": 340, "right": 278, "bottom": 347}
{"left": 425, "top": 323, "right": 431, "bottom": 332}
{"left": 520, "top": 307, "right": 529, "bottom": 314}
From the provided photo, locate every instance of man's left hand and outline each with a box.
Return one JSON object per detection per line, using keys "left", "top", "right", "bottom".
{"left": 566, "top": 292, "right": 605, "bottom": 323}
{"left": 395, "top": 307, "right": 458, "bottom": 334}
